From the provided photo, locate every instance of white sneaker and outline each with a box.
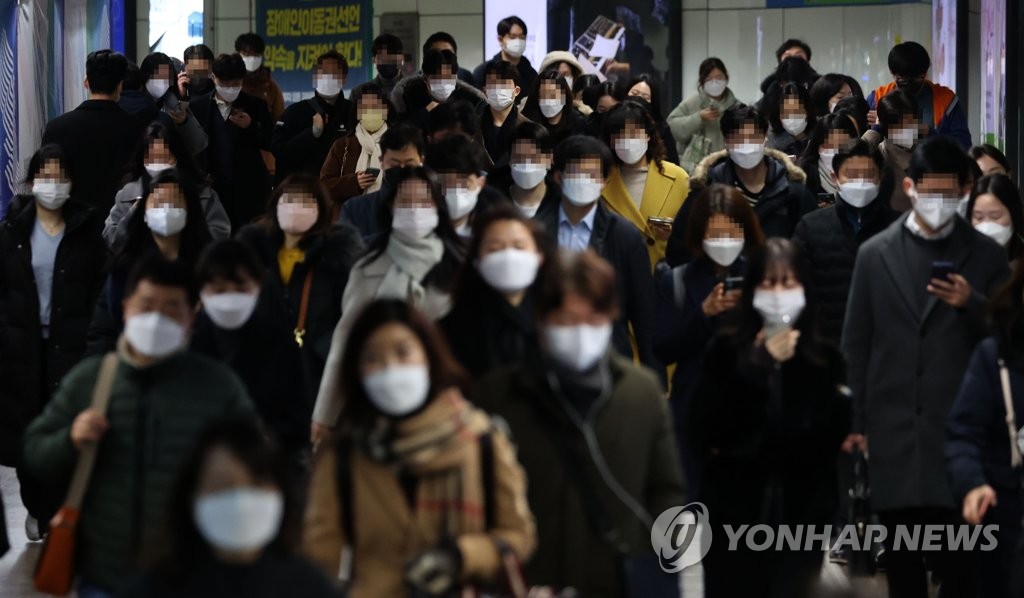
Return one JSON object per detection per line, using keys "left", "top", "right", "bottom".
{"left": 25, "top": 514, "right": 42, "bottom": 541}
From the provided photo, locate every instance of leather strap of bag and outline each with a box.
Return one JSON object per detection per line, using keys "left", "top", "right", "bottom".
{"left": 65, "top": 353, "right": 119, "bottom": 509}
{"left": 294, "top": 266, "right": 316, "bottom": 347}
{"left": 997, "top": 358, "right": 1023, "bottom": 468}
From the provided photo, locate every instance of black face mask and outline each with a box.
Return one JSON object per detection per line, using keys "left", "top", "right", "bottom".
{"left": 377, "top": 64, "right": 400, "bottom": 80}
{"left": 896, "top": 77, "right": 925, "bottom": 94}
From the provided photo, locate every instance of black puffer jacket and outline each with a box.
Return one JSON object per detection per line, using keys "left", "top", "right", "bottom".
{"left": 236, "top": 223, "right": 363, "bottom": 392}
{"left": 792, "top": 197, "right": 899, "bottom": 343}
{"left": 0, "top": 198, "right": 107, "bottom": 465}
{"left": 666, "top": 148, "right": 818, "bottom": 266}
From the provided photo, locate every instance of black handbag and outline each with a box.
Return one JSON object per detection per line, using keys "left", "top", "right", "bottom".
{"left": 846, "top": 448, "right": 876, "bottom": 577}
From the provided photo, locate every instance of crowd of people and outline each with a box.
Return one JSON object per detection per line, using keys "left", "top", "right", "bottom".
{"left": 0, "top": 15, "right": 1022, "bottom": 598}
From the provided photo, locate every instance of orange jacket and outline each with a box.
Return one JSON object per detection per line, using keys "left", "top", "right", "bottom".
{"left": 871, "top": 80, "right": 956, "bottom": 129}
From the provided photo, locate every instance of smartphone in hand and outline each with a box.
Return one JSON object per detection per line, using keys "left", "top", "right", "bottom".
{"left": 931, "top": 261, "right": 956, "bottom": 282}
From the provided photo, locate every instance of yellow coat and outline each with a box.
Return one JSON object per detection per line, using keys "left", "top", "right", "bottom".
{"left": 602, "top": 161, "right": 690, "bottom": 269}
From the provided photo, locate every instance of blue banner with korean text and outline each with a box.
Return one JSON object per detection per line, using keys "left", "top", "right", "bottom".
{"left": 255, "top": 0, "right": 373, "bottom": 105}
{"left": 766, "top": 0, "right": 919, "bottom": 6}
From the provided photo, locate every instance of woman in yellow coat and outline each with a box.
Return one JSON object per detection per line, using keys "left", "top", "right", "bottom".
{"left": 601, "top": 100, "right": 690, "bottom": 269}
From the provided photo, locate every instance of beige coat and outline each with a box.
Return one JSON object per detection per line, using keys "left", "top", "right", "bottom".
{"left": 303, "top": 420, "right": 536, "bottom": 597}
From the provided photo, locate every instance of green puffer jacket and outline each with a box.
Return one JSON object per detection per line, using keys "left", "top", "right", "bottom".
{"left": 23, "top": 348, "right": 254, "bottom": 592}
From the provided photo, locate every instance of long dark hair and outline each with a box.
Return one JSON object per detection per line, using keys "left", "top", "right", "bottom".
{"left": 365, "top": 166, "right": 464, "bottom": 291}
{"left": 521, "top": 71, "right": 574, "bottom": 129}
{"left": 602, "top": 99, "right": 667, "bottom": 173}
{"left": 336, "top": 299, "right": 467, "bottom": 433}
{"left": 966, "top": 174, "right": 1024, "bottom": 262}
{"left": 23, "top": 144, "right": 73, "bottom": 187}
{"left": 808, "top": 73, "right": 864, "bottom": 117}
{"left": 116, "top": 169, "right": 212, "bottom": 269}
{"left": 799, "top": 112, "right": 859, "bottom": 165}
{"left": 123, "top": 121, "right": 202, "bottom": 187}
{"left": 259, "top": 172, "right": 336, "bottom": 247}
{"left": 683, "top": 184, "right": 766, "bottom": 261}
{"left": 626, "top": 73, "right": 664, "bottom": 122}
{"left": 145, "top": 417, "right": 298, "bottom": 584}
{"left": 728, "top": 238, "right": 828, "bottom": 364}
{"left": 767, "top": 81, "right": 817, "bottom": 136}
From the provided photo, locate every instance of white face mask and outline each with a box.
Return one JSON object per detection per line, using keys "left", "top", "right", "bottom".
{"left": 477, "top": 248, "right": 541, "bottom": 294}
{"left": 561, "top": 175, "right": 603, "bottom": 207}
{"left": 145, "top": 206, "right": 187, "bottom": 237}
{"left": 145, "top": 79, "right": 170, "bottom": 100}
{"left": 32, "top": 181, "right": 72, "bottom": 210}
{"left": 201, "top": 292, "right": 259, "bottom": 330}
{"left": 144, "top": 162, "right": 174, "bottom": 178}
{"left": 444, "top": 186, "right": 480, "bottom": 220}
{"left": 362, "top": 364, "right": 431, "bottom": 417}
{"left": 564, "top": 76, "right": 574, "bottom": 90}
{"left": 539, "top": 99, "right": 564, "bottom": 119}
{"left": 504, "top": 38, "right": 527, "bottom": 58}
{"left": 194, "top": 488, "right": 283, "bottom": 553}
{"left": 392, "top": 206, "right": 439, "bottom": 239}
{"left": 889, "top": 127, "right": 917, "bottom": 149}
{"left": 242, "top": 55, "right": 263, "bottom": 72}
{"left": 753, "top": 288, "right": 806, "bottom": 328}
{"left": 315, "top": 75, "right": 343, "bottom": 97}
{"left": 703, "top": 79, "right": 727, "bottom": 97}
{"left": 975, "top": 221, "right": 1014, "bottom": 246}
{"left": 429, "top": 79, "right": 457, "bottom": 102}
{"left": 544, "top": 323, "right": 612, "bottom": 372}
{"left": 510, "top": 163, "right": 547, "bottom": 190}
{"left": 828, "top": 100, "right": 839, "bottom": 113}
{"left": 702, "top": 237, "right": 744, "bottom": 267}
{"left": 818, "top": 149, "right": 838, "bottom": 174}
{"left": 839, "top": 180, "right": 880, "bottom": 209}
{"left": 216, "top": 85, "right": 242, "bottom": 103}
{"left": 614, "top": 137, "right": 648, "bottom": 165}
{"left": 910, "top": 186, "right": 959, "bottom": 230}
{"left": 514, "top": 200, "right": 541, "bottom": 219}
{"left": 485, "top": 86, "right": 516, "bottom": 111}
{"left": 277, "top": 202, "right": 318, "bottom": 234}
{"left": 781, "top": 117, "right": 807, "bottom": 136}
{"left": 124, "top": 312, "right": 187, "bottom": 358}
{"left": 728, "top": 143, "right": 764, "bottom": 170}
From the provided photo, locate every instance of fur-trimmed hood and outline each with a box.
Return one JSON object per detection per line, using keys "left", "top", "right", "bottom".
{"left": 690, "top": 147, "right": 807, "bottom": 186}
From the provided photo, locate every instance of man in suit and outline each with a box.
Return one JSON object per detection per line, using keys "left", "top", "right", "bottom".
{"left": 842, "top": 136, "right": 1009, "bottom": 597}
{"left": 191, "top": 53, "right": 273, "bottom": 231}
{"left": 42, "top": 50, "right": 145, "bottom": 212}
{"left": 539, "top": 135, "right": 657, "bottom": 371}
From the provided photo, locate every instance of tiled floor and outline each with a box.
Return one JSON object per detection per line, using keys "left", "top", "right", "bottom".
{"left": 0, "top": 467, "right": 48, "bottom": 598}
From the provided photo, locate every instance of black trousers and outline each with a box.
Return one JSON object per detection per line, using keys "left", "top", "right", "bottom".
{"left": 877, "top": 507, "right": 976, "bottom": 598}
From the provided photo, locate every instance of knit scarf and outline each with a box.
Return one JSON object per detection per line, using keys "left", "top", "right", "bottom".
{"left": 355, "top": 123, "right": 385, "bottom": 194}
{"left": 378, "top": 230, "right": 445, "bottom": 303}
{"left": 384, "top": 390, "right": 492, "bottom": 535}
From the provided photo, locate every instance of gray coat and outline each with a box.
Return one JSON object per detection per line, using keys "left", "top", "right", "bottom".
{"left": 103, "top": 178, "right": 231, "bottom": 253}
{"left": 842, "top": 214, "right": 1010, "bottom": 510}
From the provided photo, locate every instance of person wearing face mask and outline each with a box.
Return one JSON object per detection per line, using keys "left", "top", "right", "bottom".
{"left": 625, "top": 74, "right": 681, "bottom": 166}
{"left": 23, "top": 257, "right": 253, "bottom": 597}
{"left": 419, "top": 32, "right": 476, "bottom": 84}
{"left": 180, "top": 44, "right": 216, "bottom": 98}
{"left": 969, "top": 143, "right": 1012, "bottom": 179}
{"left": 391, "top": 49, "right": 486, "bottom": 130}
{"left": 809, "top": 73, "right": 864, "bottom": 118}
{"left": 694, "top": 238, "right": 848, "bottom": 598}
{"left": 311, "top": 167, "right": 465, "bottom": 450}
{"left": 793, "top": 141, "right": 898, "bottom": 344}
{"left": 189, "top": 53, "right": 273, "bottom": 231}
{"left": 842, "top": 136, "right": 1010, "bottom": 598}
{"left": 796, "top": 112, "right": 859, "bottom": 197}
{"left": 272, "top": 50, "right": 356, "bottom": 184}
{"left": 654, "top": 185, "right": 765, "bottom": 503}
{"left": 966, "top": 174, "right": 1024, "bottom": 266}
{"left": 87, "top": 171, "right": 213, "bottom": 357}
{"left": 425, "top": 133, "right": 505, "bottom": 241}
{"left": 487, "top": 122, "right": 560, "bottom": 221}
{"left": 0, "top": 145, "right": 108, "bottom": 542}
{"left": 539, "top": 135, "right": 658, "bottom": 371}
{"left": 237, "top": 174, "right": 363, "bottom": 407}
{"left": 319, "top": 83, "right": 392, "bottom": 211}
{"left": 601, "top": 100, "right": 690, "bottom": 268}
{"left": 350, "top": 34, "right": 407, "bottom": 102}
{"left": 666, "top": 104, "right": 817, "bottom": 266}
{"left": 234, "top": 32, "right": 285, "bottom": 122}
{"left": 474, "top": 61, "right": 535, "bottom": 168}
{"left": 304, "top": 299, "right": 535, "bottom": 596}
{"left": 473, "top": 250, "right": 685, "bottom": 596}
{"left": 105, "top": 122, "right": 230, "bottom": 253}
{"left": 865, "top": 90, "right": 924, "bottom": 213}
{"left": 338, "top": 123, "right": 427, "bottom": 242}
{"left": 867, "top": 41, "right": 971, "bottom": 149}
{"left": 136, "top": 52, "right": 209, "bottom": 159}
{"left": 189, "top": 241, "right": 312, "bottom": 465}
{"left": 440, "top": 207, "right": 554, "bottom": 377}
{"left": 668, "top": 57, "right": 740, "bottom": 174}
{"left": 473, "top": 16, "right": 538, "bottom": 93}
{"left": 520, "top": 71, "right": 583, "bottom": 147}
{"left": 765, "top": 82, "right": 817, "bottom": 158}
{"left": 123, "top": 418, "right": 337, "bottom": 598}
{"left": 538, "top": 50, "right": 584, "bottom": 98}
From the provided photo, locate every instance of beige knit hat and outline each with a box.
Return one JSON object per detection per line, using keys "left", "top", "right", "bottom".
{"left": 539, "top": 51, "right": 583, "bottom": 77}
